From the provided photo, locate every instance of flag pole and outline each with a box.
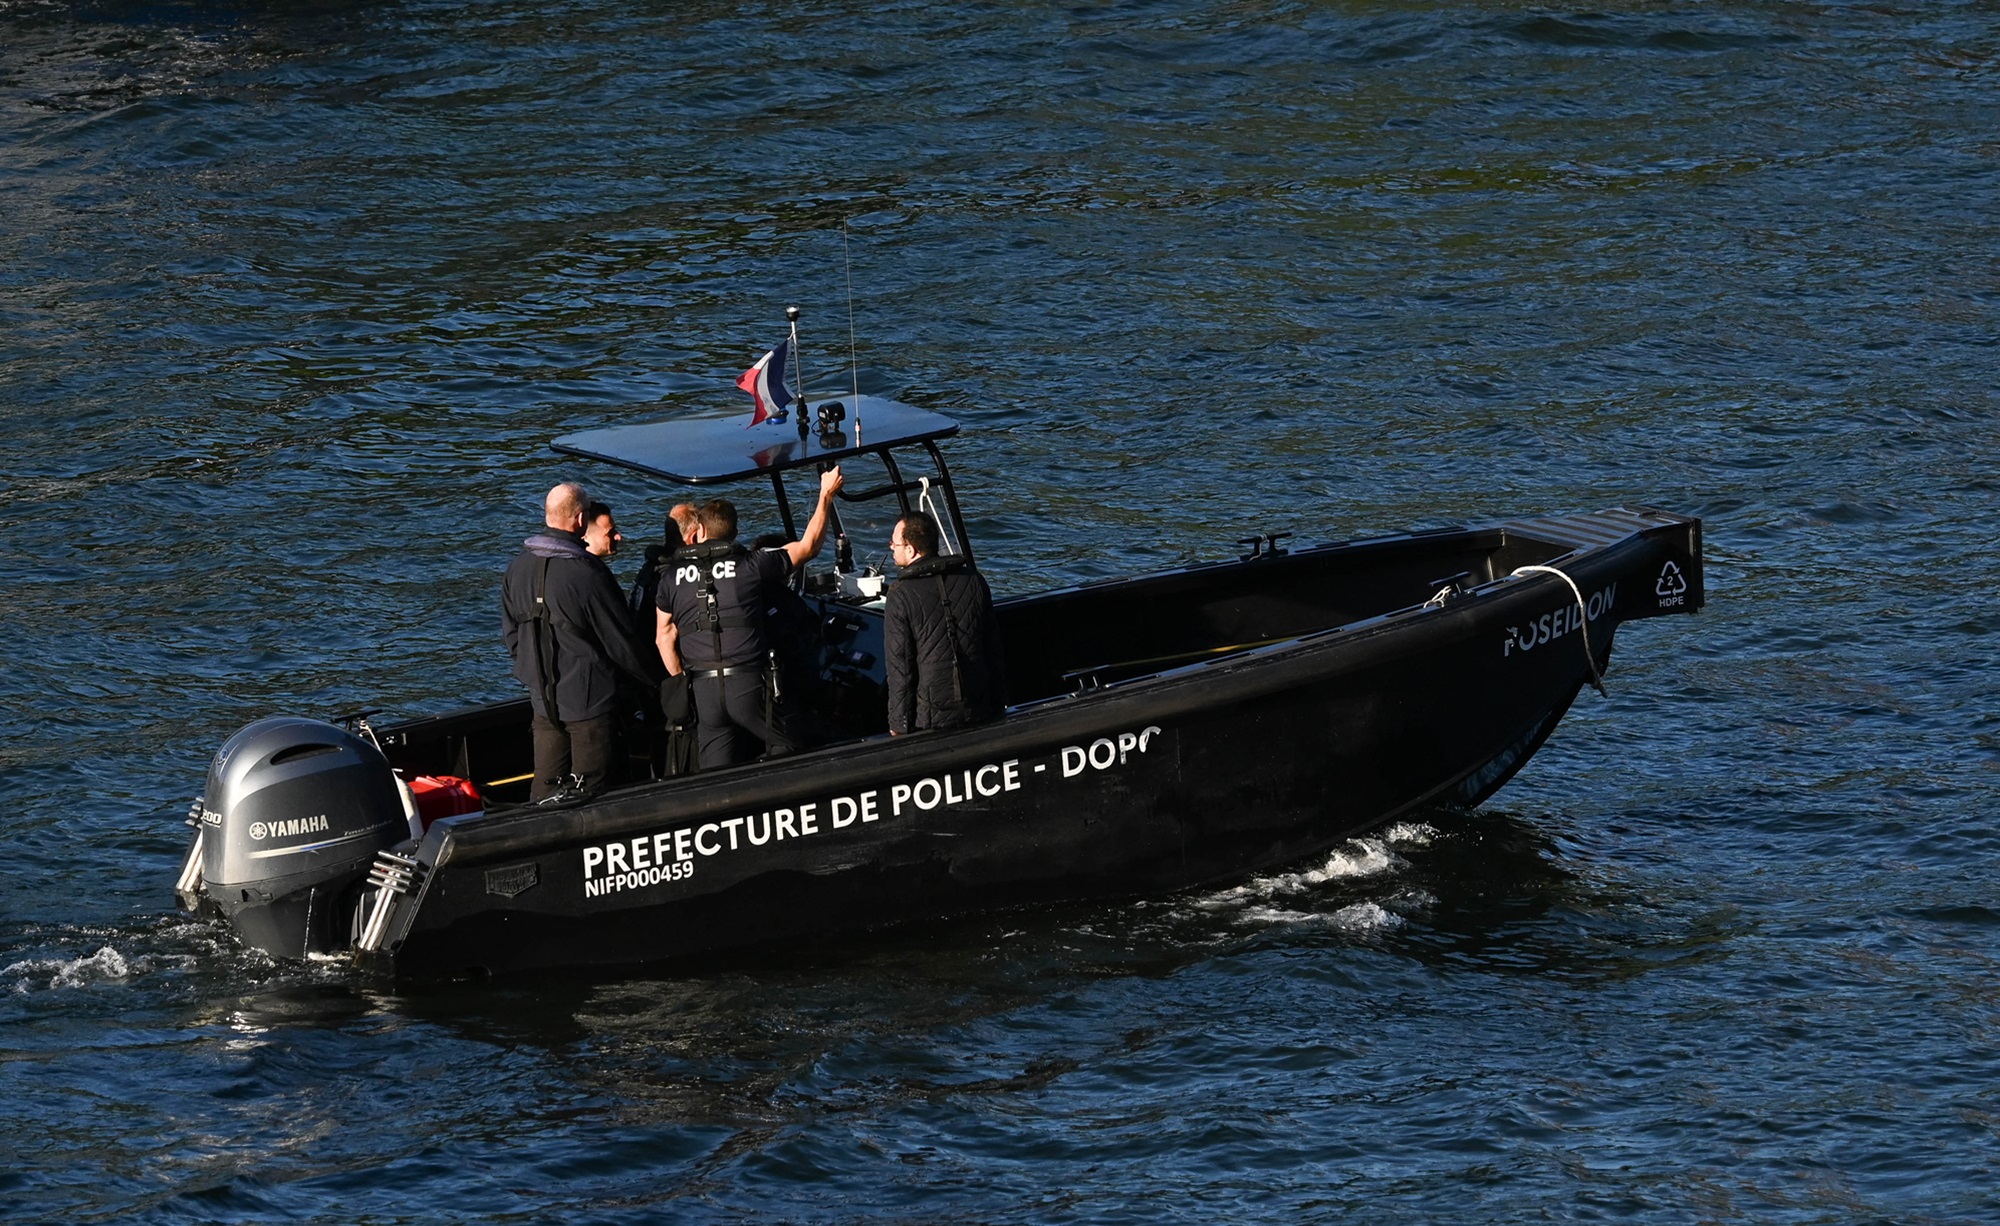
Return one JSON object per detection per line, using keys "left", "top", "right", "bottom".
{"left": 785, "top": 305, "right": 807, "bottom": 440}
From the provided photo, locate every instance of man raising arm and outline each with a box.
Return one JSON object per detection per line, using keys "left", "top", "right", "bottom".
{"left": 779, "top": 466, "right": 846, "bottom": 569}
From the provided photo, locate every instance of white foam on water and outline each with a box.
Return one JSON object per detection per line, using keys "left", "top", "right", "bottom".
{"left": 4, "top": 945, "right": 136, "bottom": 992}
{"left": 1230, "top": 900, "right": 1405, "bottom": 934}
{"left": 1383, "top": 821, "right": 1437, "bottom": 848}
{"left": 1327, "top": 901, "right": 1404, "bottom": 933}
{"left": 1175, "top": 824, "right": 1442, "bottom": 935}
{"left": 1234, "top": 904, "right": 1324, "bottom": 926}
{"left": 1195, "top": 834, "right": 1404, "bottom": 912}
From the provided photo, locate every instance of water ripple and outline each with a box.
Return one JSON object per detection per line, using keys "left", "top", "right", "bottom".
{"left": 5, "top": 0, "right": 1999, "bottom": 1219}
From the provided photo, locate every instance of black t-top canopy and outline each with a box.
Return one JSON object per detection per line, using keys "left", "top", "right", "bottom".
{"left": 550, "top": 395, "right": 958, "bottom": 485}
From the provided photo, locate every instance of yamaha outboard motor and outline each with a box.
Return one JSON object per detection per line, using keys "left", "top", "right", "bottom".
{"left": 182, "top": 716, "right": 408, "bottom": 959}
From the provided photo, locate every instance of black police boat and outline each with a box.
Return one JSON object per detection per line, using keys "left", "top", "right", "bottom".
{"left": 175, "top": 395, "right": 1705, "bottom": 979}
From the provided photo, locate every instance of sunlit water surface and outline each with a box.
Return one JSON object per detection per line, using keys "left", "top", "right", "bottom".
{"left": 3, "top": 0, "right": 1996, "bottom": 1220}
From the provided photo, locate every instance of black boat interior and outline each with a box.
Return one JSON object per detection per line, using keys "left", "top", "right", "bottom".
{"left": 371, "top": 517, "right": 1580, "bottom": 809}
{"left": 365, "top": 406, "right": 1591, "bottom": 805}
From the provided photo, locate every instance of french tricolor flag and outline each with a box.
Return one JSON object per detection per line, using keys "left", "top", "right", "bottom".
{"left": 737, "top": 338, "right": 793, "bottom": 427}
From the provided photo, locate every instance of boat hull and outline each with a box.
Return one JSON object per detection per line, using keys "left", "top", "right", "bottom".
{"left": 351, "top": 509, "right": 1700, "bottom": 979}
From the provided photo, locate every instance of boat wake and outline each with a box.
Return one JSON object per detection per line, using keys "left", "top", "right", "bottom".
{"left": 0, "top": 916, "right": 296, "bottom": 996}
{"left": 2, "top": 944, "right": 147, "bottom": 992}
{"left": 1180, "top": 822, "right": 1440, "bottom": 935}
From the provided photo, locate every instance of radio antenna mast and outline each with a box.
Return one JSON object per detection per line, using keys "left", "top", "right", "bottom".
{"left": 842, "top": 223, "right": 862, "bottom": 438}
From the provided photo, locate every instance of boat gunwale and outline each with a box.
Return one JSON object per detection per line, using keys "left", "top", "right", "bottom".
{"left": 419, "top": 509, "right": 1684, "bottom": 867}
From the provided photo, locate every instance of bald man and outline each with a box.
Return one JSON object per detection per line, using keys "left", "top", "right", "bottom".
{"left": 501, "top": 482, "right": 660, "bottom": 800}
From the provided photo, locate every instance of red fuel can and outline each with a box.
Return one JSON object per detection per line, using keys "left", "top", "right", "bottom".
{"left": 408, "top": 775, "right": 484, "bottom": 829}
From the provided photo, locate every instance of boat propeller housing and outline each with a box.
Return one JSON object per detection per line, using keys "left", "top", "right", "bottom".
{"left": 189, "top": 716, "right": 407, "bottom": 959}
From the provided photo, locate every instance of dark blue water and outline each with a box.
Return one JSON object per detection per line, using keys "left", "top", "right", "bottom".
{"left": 4, "top": 1, "right": 1996, "bottom": 1220}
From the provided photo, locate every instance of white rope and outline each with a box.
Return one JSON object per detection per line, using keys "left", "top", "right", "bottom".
{"left": 1510, "top": 564, "right": 1607, "bottom": 695}
{"left": 919, "top": 476, "right": 961, "bottom": 556}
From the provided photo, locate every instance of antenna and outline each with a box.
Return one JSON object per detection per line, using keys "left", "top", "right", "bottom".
{"left": 842, "top": 223, "right": 862, "bottom": 438}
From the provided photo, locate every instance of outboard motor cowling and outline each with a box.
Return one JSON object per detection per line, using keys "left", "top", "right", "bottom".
{"left": 195, "top": 716, "right": 407, "bottom": 959}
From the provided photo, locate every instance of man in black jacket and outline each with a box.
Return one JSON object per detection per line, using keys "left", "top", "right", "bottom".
{"left": 501, "top": 482, "right": 661, "bottom": 800}
{"left": 884, "top": 513, "right": 1005, "bottom": 735}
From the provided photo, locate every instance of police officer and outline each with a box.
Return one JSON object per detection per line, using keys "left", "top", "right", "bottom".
{"left": 628, "top": 503, "right": 697, "bottom": 631}
{"left": 656, "top": 467, "right": 843, "bottom": 769}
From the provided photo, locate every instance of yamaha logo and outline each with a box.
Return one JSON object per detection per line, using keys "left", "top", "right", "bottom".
{"left": 247, "top": 815, "right": 332, "bottom": 841}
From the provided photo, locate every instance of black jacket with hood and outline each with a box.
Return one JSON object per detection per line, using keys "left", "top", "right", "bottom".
{"left": 501, "top": 528, "right": 660, "bottom": 722}
{"left": 883, "top": 553, "right": 1005, "bottom": 734}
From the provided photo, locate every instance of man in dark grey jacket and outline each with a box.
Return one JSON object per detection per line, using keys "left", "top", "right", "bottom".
{"left": 501, "top": 482, "right": 660, "bottom": 799}
{"left": 883, "top": 513, "right": 1005, "bottom": 735}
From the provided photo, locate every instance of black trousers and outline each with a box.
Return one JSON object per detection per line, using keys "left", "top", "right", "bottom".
{"left": 691, "top": 671, "right": 792, "bottom": 770}
{"left": 530, "top": 712, "right": 615, "bottom": 800}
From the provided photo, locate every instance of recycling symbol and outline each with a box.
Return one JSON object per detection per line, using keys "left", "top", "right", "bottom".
{"left": 1656, "top": 562, "right": 1687, "bottom": 598}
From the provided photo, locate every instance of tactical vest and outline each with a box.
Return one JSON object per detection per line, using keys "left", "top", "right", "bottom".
{"left": 666, "top": 541, "right": 773, "bottom": 671}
